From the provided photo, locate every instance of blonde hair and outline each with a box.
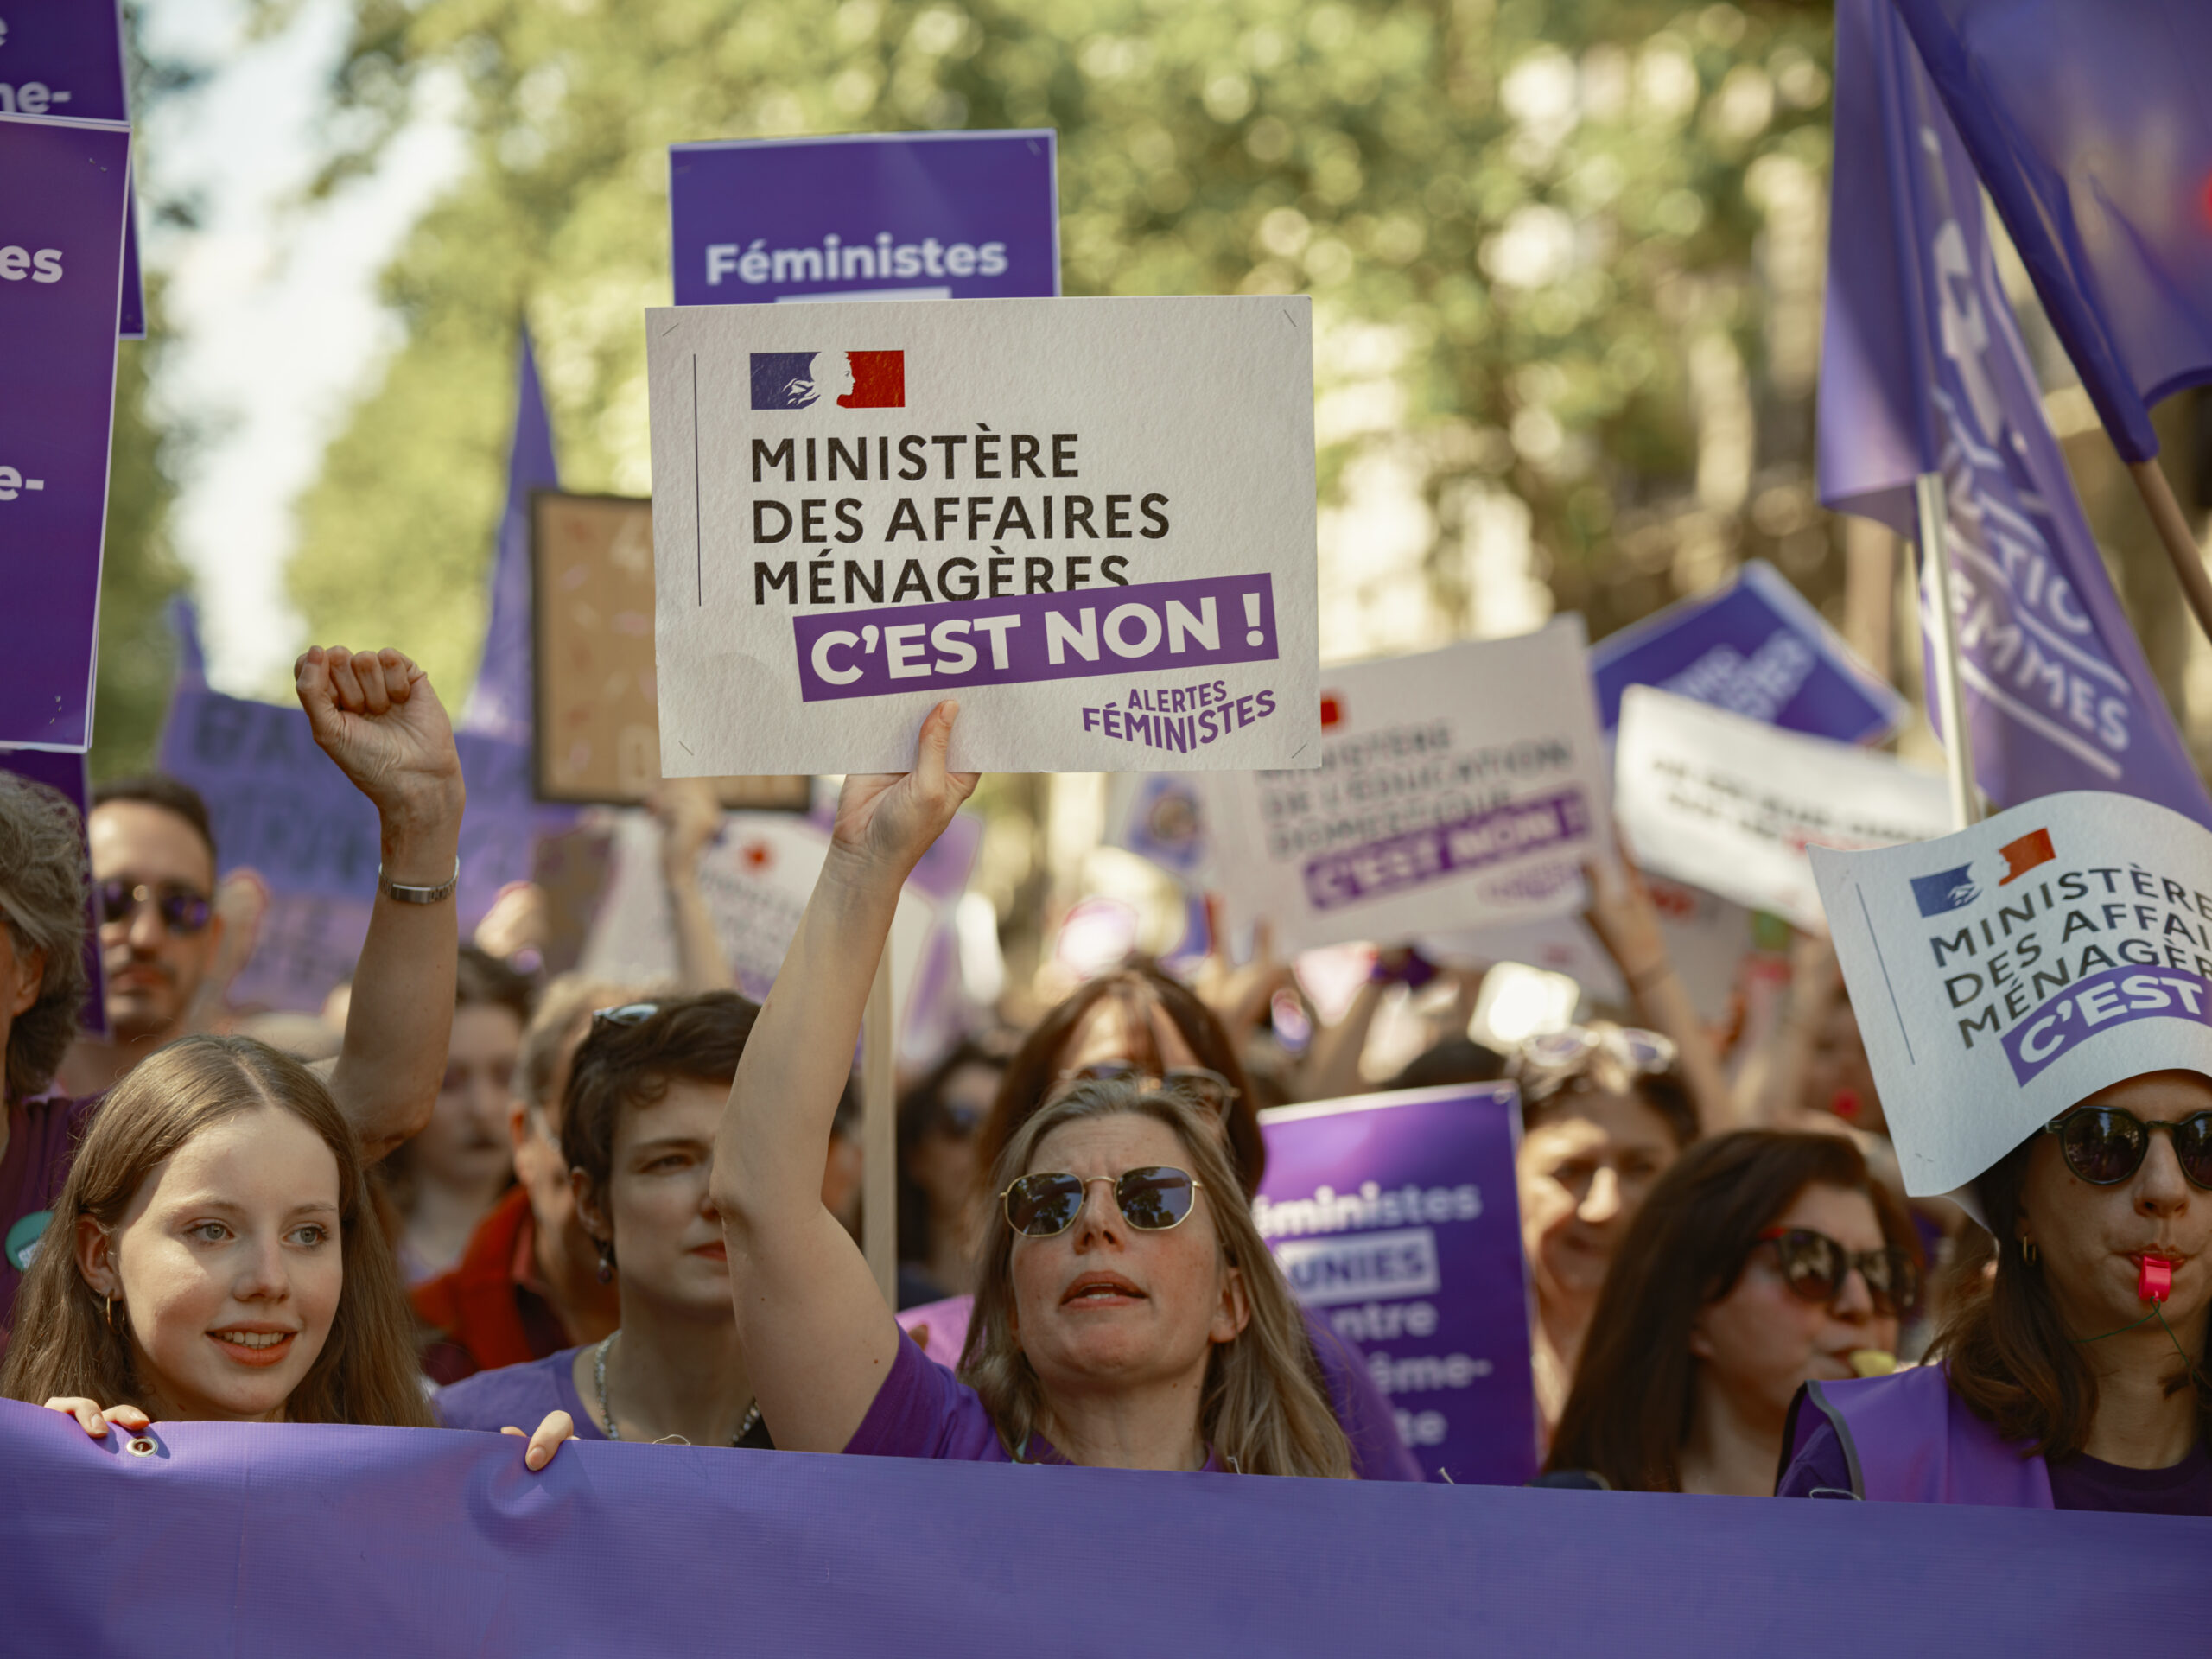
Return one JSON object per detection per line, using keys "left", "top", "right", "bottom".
{"left": 959, "top": 1079, "right": 1351, "bottom": 1478}
{"left": 0, "top": 1035, "right": 434, "bottom": 1427}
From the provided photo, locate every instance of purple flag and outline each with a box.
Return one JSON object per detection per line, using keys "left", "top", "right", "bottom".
{"left": 0, "top": 115, "right": 131, "bottom": 752}
{"left": 6, "top": 1398, "right": 2207, "bottom": 1655}
{"left": 1894, "top": 0, "right": 2212, "bottom": 465}
{"left": 460, "top": 326, "right": 559, "bottom": 748}
{"left": 1818, "top": 0, "right": 2212, "bottom": 827}
{"left": 0, "top": 747, "right": 106, "bottom": 1036}
{"left": 1254, "top": 1084, "right": 1537, "bottom": 1486}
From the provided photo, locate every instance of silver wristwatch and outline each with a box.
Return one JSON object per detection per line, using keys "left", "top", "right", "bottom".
{"left": 378, "top": 857, "right": 460, "bottom": 905}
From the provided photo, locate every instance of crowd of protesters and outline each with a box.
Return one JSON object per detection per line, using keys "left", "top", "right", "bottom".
{"left": 1, "top": 657, "right": 2207, "bottom": 1518}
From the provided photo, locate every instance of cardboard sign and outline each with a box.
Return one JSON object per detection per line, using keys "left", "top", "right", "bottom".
{"left": 0, "top": 114, "right": 130, "bottom": 752}
{"left": 1590, "top": 562, "right": 1904, "bottom": 744}
{"left": 645, "top": 296, "right": 1319, "bottom": 775}
{"left": 530, "top": 491, "right": 810, "bottom": 809}
{"left": 1809, "top": 790, "right": 2212, "bottom": 1198}
{"left": 1615, "top": 687, "right": 1953, "bottom": 931}
{"left": 1255, "top": 1084, "right": 1536, "bottom": 1485}
{"left": 670, "top": 130, "right": 1058, "bottom": 306}
{"left": 1199, "top": 622, "right": 1607, "bottom": 951}
{"left": 0, "top": 747, "right": 105, "bottom": 1035}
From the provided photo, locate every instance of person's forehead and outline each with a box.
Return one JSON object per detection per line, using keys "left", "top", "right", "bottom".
{"left": 448, "top": 1003, "right": 525, "bottom": 1057}
{"left": 1773, "top": 1181, "right": 1885, "bottom": 1252}
{"left": 1031, "top": 1110, "right": 1185, "bottom": 1173}
{"left": 1529, "top": 1088, "right": 1675, "bottom": 1155}
{"left": 2083, "top": 1069, "right": 2212, "bottom": 1117}
{"left": 614, "top": 1074, "right": 726, "bottom": 1147}
{"left": 89, "top": 800, "right": 215, "bottom": 886}
{"left": 141, "top": 1107, "right": 341, "bottom": 1209}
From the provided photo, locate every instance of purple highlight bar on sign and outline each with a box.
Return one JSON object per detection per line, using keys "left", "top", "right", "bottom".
{"left": 1304, "top": 788, "right": 1591, "bottom": 912}
{"left": 2001, "top": 964, "right": 2212, "bottom": 1085}
{"left": 791, "top": 574, "right": 1279, "bottom": 702}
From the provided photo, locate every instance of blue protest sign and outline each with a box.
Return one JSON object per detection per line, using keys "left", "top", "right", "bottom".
{"left": 1589, "top": 561, "right": 1904, "bottom": 743}
{"left": 0, "top": 1, "right": 142, "bottom": 338}
{"left": 1819, "top": 0, "right": 2212, "bottom": 827}
{"left": 0, "top": 114, "right": 130, "bottom": 752}
{"left": 669, "top": 130, "right": 1058, "bottom": 305}
{"left": 1255, "top": 1083, "right": 1536, "bottom": 1486}
{"left": 0, "top": 746, "right": 105, "bottom": 1035}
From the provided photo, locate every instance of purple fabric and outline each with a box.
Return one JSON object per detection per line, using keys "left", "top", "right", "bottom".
{"left": 460, "top": 326, "right": 560, "bottom": 749}
{"left": 1785, "top": 1414, "right": 2212, "bottom": 1516}
{"left": 1779, "top": 1364, "right": 2051, "bottom": 1506}
{"left": 1893, "top": 0, "right": 2212, "bottom": 465}
{"left": 0, "top": 747, "right": 107, "bottom": 1036}
{"left": 892, "top": 1294, "right": 1424, "bottom": 1482}
{"left": 0, "top": 1090, "right": 100, "bottom": 1344}
{"left": 0, "top": 115, "right": 130, "bottom": 752}
{"left": 1819, "top": 0, "right": 2212, "bottom": 828}
{"left": 434, "top": 1347, "right": 603, "bottom": 1440}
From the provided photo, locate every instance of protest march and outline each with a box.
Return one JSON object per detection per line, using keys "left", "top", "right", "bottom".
{"left": 7, "top": 0, "right": 2212, "bottom": 1650}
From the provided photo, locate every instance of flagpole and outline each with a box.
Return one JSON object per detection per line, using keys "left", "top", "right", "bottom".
{"left": 861, "top": 951, "right": 898, "bottom": 1308}
{"left": 1916, "top": 471, "right": 1979, "bottom": 829}
{"left": 2127, "top": 460, "right": 2212, "bottom": 647}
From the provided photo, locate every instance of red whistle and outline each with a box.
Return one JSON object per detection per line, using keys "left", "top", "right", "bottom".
{"left": 2139, "top": 1255, "right": 2174, "bottom": 1304}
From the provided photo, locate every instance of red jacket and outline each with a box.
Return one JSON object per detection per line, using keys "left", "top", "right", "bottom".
{"left": 411, "top": 1187, "right": 562, "bottom": 1384}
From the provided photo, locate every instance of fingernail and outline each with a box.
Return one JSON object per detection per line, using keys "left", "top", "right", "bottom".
{"left": 527, "top": 1450, "right": 545, "bottom": 1470}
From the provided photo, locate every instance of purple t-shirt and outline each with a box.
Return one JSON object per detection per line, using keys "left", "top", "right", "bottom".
{"left": 434, "top": 1347, "right": 607, "bottom": 1440}
{"left": 1, "top": 1089, "right": 100, "bottom": 1345}
{"left": 847, "top": 1332, "right": 1228, "bottom": 1471}
{"left": 1780, "top": 1416, "right": 2212, "bottom": 1515}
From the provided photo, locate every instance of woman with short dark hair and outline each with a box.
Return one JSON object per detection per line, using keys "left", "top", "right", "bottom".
{"left": 1548, "top": 1129, "right": 1919, "bottom": 1493}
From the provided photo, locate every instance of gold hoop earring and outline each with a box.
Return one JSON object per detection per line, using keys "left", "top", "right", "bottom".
{"left": 105, "top": 1293, "right": 124, "bottom": 1333}
{"left": 2021, "top": 1239, "right": 2039, "bottom": 1266}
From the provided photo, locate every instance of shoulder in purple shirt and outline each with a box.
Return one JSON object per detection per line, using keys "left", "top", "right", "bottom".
{"left": 1780, "top": 1414, "right": 2212, "bottom": 1514}
{"left": 435, "top": 1346, "right": 605, "bottom": 1440}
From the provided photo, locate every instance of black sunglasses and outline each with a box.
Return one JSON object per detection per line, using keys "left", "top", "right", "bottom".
{"left": 1056, "top": 1062, "right": 1238, "bottom": 1118}
{"left": 97, "top": 879, "right": 213, "bottom": 936}
{"left": 2044, "top": 1107, "right": 2212, "bottom": 1190}
{"left": 1759, "top": 1227, "right": 1922, "bottom": 1318}
{"left": 1001, "top": 1166, "right": 1204, "bottom": 1238}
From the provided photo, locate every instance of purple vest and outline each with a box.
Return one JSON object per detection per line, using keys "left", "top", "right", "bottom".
{"left": 1787, "top": 1363, "right": 2053, "bottom": 1507}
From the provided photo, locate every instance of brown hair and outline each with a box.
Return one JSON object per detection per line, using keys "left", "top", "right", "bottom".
{"left": 0, "top": 771, "right": 92, "bottom": 1103}
{"left": 1508, "top": 1024, "right": 1700, "bottom": 1149}
{"left": 960, "top": 1077, "right": 1350, "bottom": 1478}
{"left": 1933, "top": 1132, "right": 2212, "bottom": 1459}
{"left": 982, "top": 965, "right": 1266, "bottom": 1194}
{"left": 1, "top": 1035, "right": 432, "bottom": 1426}
{"left": 1546, "top": 1130, "right": 1916, "bottom": 1491}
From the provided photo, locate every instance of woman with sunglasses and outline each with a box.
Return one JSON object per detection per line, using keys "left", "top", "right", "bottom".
{"left": 894, "top": 1036, "right": 1008, "bottom": 1308}
{"left": 1778, "top": 1071, "right": 2212, "bottom": 1512}
{"left": 709, "top": 704, "right": 1350, "bottom": 1476}
{"left": 1545, "top": 1130, "right": 1918, "bottom": 1493}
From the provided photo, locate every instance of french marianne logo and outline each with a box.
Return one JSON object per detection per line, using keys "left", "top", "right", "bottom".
{"left": 750, "top": 350, "right": 905, "bottom": 411}
{"left": 1909, "top": 828, "right": 2056, "bottom": 918}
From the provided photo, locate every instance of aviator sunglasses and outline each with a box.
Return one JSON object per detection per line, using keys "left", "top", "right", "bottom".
{"left": 1758, "top": 1227, "right": 1922, "bottom": 1318}
{"left": 97, "top": 879, "right": 213, "bottom": 936}
{"left": 2044, "top": 1106, "right": 2212, "bottom": 1190}
{"left": 1001, "top": 1166, "right": 1205, "bottom": 1238}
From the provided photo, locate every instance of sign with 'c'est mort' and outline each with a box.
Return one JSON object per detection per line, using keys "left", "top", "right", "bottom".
{"left": 669, "top": 130, "right": 1058, "bottom": 306}
{"left": 645, "top": 295, "right": 1320, "bottom": 775}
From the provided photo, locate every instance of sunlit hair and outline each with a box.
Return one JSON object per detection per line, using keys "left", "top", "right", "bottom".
{"left": 0, "top": 1035, "right": 433, "bottom": 1427}
{"left": 1506, "top": 1020, "right": 1700, "bottom": 1150}
{"left": 0, "top": 772, "right": 92, "bottom": 1102}
{"left": 959, "top": 1077, "right": 1350, "bottom": 1478}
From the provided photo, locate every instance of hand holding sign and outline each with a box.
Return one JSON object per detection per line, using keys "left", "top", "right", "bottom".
{"left": 293, "top": 646, "right": 466, "bottom": 871}
{"left": 829, "top": 701, "right": 979, "bottom": 885}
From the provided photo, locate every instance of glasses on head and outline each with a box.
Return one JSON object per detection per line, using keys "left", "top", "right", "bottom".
{"left": 1001, "top": 1166, "right": 1205, "bottom": 1238}
{"left": 1758, "top": 1226, "right": 1921, "bottom": 1318}
{"left": 1055, "top": 1061, "right": 1238, "bottom": 1118}
{"left": 591, "top": 1001, "right": 662, "bottom": 1029}
{"left": 2044, "top": 1106, "right": 2212, "bottom": 1190}
{"left": 97, "top": 879, "right": 213, "bottom": 936}
{"left": 1516, "top": 1024, "right": 1677, "bottom": 1076}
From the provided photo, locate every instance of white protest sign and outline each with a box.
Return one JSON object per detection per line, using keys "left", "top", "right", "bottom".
{"left": 1615, "top": 686, "right": 1953, "bottom": 931}
{"left": 645, "top": 296, "right": 1319, "bottom": 775}
{"left": 1200, "top": 621, "right": 1609, "bottom": 951}
{"left": 1811, "top": 791, "right": 2212, "bottom": 1198}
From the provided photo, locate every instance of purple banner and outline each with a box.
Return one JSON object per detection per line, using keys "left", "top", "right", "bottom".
{"left": 0, "top": 116, "right": 130, "bottom": 751}
{"left": 2002, "top": 964, "right": 2212, "bottom": 1085}
{"left": 1303, "top": 789, "right": 1590, "bottom": 912}
{"left": 791, "top": 573, "right": 1280, "bottom": 702}
{"left": 1254, "top": 1083, "right": 1537, "bottom": 1485}
{"left": 0, "top": 747, "right": 106, "bottom": 1036}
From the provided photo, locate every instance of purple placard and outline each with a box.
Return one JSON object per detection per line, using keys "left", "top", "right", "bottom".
{"left": 0, "top": 116, "right": 130, "bottom": 752}
{"left": 2002, "top": 964, "right": 2212, "bottom": 1085}
{"left": 1255, "top": 1083, "right": 1536, "bottom": 1485}
{"left": 0, "top": 747, "right": 106, "bottom": 1036}
{"left": 1303, "top": 788, "right": 1592, "bottom": 912}
{"left": 670, "top": 130, "right": 1058, "bottom": 306}
{"left": 792, "top": 573, "right": 1279, "bottom": 702}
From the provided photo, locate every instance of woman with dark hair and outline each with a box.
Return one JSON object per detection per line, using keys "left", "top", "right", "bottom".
{"left": 1779, "top": 1070, "right": 2212, "bottom": 1511}
{"left": 895, "top": 1036, "right": 1007, "bottom": 1308}
{"left": 1546, "top": 1130, "right": 1919, "bottom": 1493}
{"left": 1509, "top": 1024, "right": 1701, "bottom": 1437}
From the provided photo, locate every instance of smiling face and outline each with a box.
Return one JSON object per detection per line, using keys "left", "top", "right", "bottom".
{"left": 1689, "top": 1182, "right": 1897, "bottom": 1427}
{"left": 78, "top": 1104, "right": 344, "bottom": 1421}
{"left": 579, "top": 1076, "right": 731, "bottom": 1319}
{"left": 1517, "top": 1087, "right": 1681, "bottom": 1315}
{"left": 1006, "top": 1112, "right": 1247, "bottom": 1401}
{"left": 2021, "top": 1071, "right": 2212, "bottom": 1340}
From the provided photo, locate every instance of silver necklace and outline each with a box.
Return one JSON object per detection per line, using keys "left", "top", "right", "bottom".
{"left": 592, "top": 1330, "right": 761, "bottom": 1447}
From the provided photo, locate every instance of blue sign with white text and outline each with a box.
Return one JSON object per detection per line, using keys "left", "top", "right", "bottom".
{"left": 1589, "top": 561, "right": 1904, "bottom": 744}
{"left": 669, "top": 130, "right": 1058, "bottom": 306}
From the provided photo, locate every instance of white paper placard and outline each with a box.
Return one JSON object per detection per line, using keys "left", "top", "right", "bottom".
{"left": 645, "top": 296, "right": 1319, "bottom": 775}
{"left": 1615, "top": 687, "right": 1954, "bottom": 931}
{"left": 1812, "top": 791, "right": 2212, "bottom": 1197}
{"left": 1200, "top": 621, "right": 1609, "bottom": 951}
